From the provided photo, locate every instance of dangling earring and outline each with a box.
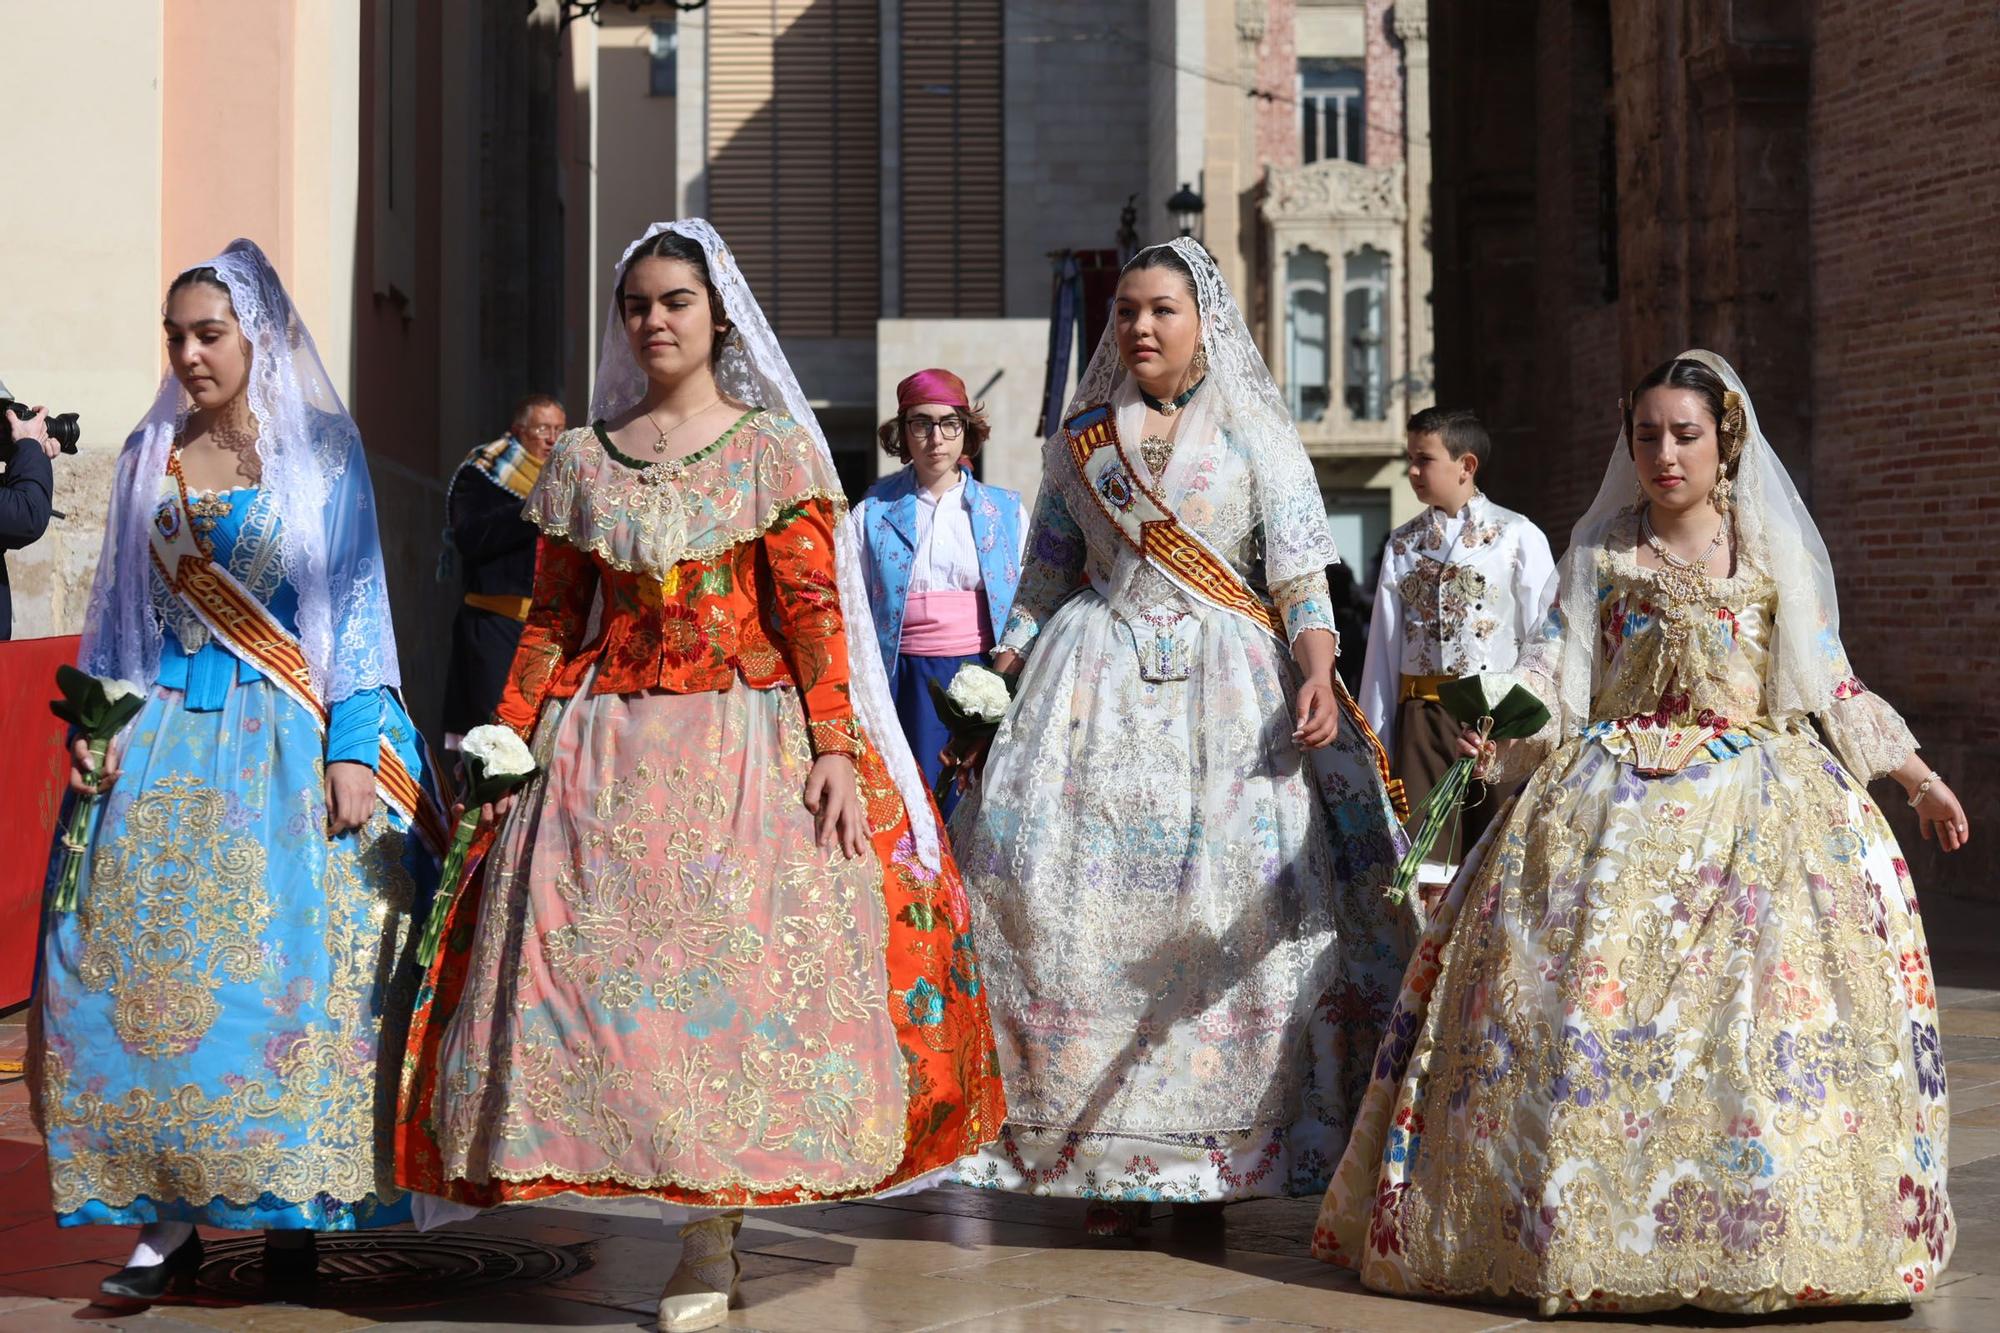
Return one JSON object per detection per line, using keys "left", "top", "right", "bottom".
{"left": 1633, "top": 480, "right": 1648, "bottom": 511}
{"left": 1190, "top": 340, "right": 1210, "bottom": 385}
{"left": 1710, "top": 473, "right": 1733, "bottom": 514}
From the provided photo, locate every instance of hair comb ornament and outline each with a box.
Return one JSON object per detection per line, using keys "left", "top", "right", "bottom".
{"left": 1719, "top": 390, "right": 1748, "bottom": 462}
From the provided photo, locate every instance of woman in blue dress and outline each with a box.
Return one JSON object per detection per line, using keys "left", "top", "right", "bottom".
{"left": 30, "top": 240, "right": 442, "bottom": 1299}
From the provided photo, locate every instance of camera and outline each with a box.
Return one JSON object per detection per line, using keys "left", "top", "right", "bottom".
{"left": 0, "top": 397, "right": 80, "bottom": 454}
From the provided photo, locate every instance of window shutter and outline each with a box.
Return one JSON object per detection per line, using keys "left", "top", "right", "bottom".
{"left": 899, "top": 0, "right": 1003, "bottom": 317}
{"left": 709, "top": 0, "right": 880, "bottom": 338}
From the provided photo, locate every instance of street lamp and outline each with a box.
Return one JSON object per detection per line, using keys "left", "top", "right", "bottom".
{"left": 1166, "top": 182, "right": 1205, "bottom": 239}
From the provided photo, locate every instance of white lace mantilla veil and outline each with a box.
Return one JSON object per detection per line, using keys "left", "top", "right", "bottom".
{"left": 1055, "top": 236, "right": 1342, "bottom": 590}
{"left": 80, "top": 238, "right": 401, "bottom": 703}
{"left": 591, "top": 219, "right": 941, "bottom": 871}
{"left": 1532, "top": 348, "right": 1846, "bottom": 733}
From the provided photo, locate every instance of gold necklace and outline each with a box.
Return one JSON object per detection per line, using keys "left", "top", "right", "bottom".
{"left": 1641, "top": 509, "right": 1727, "bottom": 657}
{"left": 645, "top": 397, "right": 722, "bottom": 455}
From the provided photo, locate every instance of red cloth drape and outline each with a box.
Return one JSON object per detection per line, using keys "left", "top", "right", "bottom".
{"left": 0, "top": 634, "right": 77, "bottom": 1008}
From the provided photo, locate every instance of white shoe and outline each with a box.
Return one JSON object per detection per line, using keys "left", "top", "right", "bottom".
{"left": 656, "top": 1212, "right": 741, "bottom": 1332}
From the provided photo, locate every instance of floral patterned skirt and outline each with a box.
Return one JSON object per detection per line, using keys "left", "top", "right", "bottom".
{"left": 395, "top": 680, "right": 1003, "bottom": 1207}
{"left": 958, "top": 975, "right": 1376, "bottom": 1201}
{"left": 1313, "top": 730, "right": 1952, "bottom": 1313}
{"left": 35, "top": 679, "right": 422, "bottom": 1231}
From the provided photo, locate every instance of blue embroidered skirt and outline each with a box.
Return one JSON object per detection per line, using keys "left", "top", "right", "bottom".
{"left": 35, "top": 676, "right": 428, "bottom": 1231}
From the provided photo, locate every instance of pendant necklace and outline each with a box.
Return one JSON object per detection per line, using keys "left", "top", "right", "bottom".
{"left": 646, "top": 397, "right": 722, "bottom": 457}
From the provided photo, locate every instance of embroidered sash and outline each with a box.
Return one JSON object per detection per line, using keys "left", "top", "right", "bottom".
{"left": 1066, "top": 403, "right": 1285, "bottom": 639}
{"left": 148, "top": 473, "right": 450, "bottom": 857}
{"left": 1064, "top": 402, "right": 1405, "bottom": 817}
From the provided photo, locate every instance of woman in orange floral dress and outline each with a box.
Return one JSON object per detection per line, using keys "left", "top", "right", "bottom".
{"left": 395, "top": 221, "right": 1002, "bottom": 1332}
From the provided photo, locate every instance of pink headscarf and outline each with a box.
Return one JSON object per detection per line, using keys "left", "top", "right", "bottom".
{"left": 896, "top": 368, "right": 971, "bottom": 414}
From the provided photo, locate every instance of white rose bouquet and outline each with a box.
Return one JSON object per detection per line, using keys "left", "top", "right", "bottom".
{"left": 928, "top": 663, "right": 1018, "bottom": 803}
{"left": 414, "top": 723, "right": 539, "bottom": 965}
{"left": 48, "top": 666, "right": 147, "bottom": 913}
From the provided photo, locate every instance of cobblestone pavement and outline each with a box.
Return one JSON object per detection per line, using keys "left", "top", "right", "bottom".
{"left": 4, "top": 894, "right": 1997, "bottom": 1332}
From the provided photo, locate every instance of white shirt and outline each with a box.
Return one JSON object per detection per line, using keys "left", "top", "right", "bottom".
{"left": 1358, "top": 492, "right": 1557, "bottom": 750}
{"left": 910, "top": 478, "right": 985, "bottom": 594}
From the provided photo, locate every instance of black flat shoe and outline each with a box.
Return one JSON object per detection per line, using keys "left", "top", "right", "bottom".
{"left": 99, "top": 1232, "right": 203, "bottom": 1301}
{"left": 262, "top": 1230, "right": 319, "bottom": 1288}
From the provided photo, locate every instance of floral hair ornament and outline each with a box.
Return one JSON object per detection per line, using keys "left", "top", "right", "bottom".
{"left": 1719, "top": 390, "right": 1748, "bottom": 464}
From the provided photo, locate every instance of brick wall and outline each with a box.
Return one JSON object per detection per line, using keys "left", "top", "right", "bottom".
{"left": 1809, "top": 0, "right": 2000, "bottom": 897}
{"left": 1364, "top": 0, "right": 1403, "bottom": 168}
{"left": 1434, "top": 0, "right": 1998, "bottom": 900}
{"left": 1253, "top": 1, "right": 1299, "bottom": 171}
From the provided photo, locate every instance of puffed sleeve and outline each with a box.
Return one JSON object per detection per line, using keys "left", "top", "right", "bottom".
{"left": 996, "top": 477, "right": 1087, "bottom": 657}
{"left": 1817, "top": 675, "right": 1920, "bottom": 782}
{"left": 761, "top": 497, "right": 866, "bottom": 760}
{"left": 1357, "top": 562, "right": 1405, "bottom": 746}
{"left": 1511, "top": 522, "right": 1557, "bottom": 648}
{"left": 494, "top": 536, "right": 598, "bottom": 738}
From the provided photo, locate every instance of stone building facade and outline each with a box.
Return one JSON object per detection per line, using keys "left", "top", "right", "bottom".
{"left": 1430, "top": 0, "right": 1999, "bottom": 902}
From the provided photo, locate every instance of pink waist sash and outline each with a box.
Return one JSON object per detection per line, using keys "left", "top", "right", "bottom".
{"left": 900, "top": 589, "right": 989, "bottom": 657}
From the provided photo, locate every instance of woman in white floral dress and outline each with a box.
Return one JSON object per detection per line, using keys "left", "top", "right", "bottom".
{"left": 951, "top": 239, "right": 1413, "bottom": 1233}
{"left": 1314, "top": 351, "right": 1972, "bottom": 1313}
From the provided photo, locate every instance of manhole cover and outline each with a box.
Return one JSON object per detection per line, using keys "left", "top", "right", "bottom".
{"left": 196, "top": 1231, "right": 585, "bottom": 1308}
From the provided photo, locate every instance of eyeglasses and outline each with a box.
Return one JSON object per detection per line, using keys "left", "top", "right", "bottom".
{"left": 903, "top": 416, "right": 965, "bottom": 441}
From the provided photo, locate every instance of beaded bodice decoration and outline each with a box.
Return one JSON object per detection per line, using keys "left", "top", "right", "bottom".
{"left": 1639, "top": 508, "right": 1729, "bottom": 660}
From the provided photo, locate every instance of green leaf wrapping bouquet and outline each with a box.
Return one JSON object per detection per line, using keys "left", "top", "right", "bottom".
{"left": 1388, "top": 672, "right": 1551, "bottom": 904}
{"left": 48, "top": 666, "right": 149, "bottom": 913}
{"left": 925, "top": 664, "right": 1017, "bottom": 805}
{"left": 414, "top": 724, "right": 540, "bottom": 965}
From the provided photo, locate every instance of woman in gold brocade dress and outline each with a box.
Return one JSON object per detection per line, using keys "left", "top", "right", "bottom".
{"left": 1313, "top": 351, "right": 1972, "bottom": 1314}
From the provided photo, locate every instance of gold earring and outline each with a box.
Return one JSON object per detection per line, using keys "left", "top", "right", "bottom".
{"left": 1711, "top": 474, "right": 1733, "bottom": 513}
{"left": 1191, "top": 341, "right": 1210, "bottom": 383}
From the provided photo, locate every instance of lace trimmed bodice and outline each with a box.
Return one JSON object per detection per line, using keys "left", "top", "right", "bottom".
{"left": 1503, "top": 514, "right": 1917, "bottom": 782}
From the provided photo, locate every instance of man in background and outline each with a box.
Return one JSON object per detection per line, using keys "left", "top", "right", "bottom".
{"left": 440, "top": 393, "right": 565, "bottom": 745}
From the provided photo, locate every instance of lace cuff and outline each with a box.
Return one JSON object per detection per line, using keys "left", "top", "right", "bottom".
{"left": 996, "top": 608, "right": 1042, "bottom": 657}
{"left": 808, "top": 716, "right": 867, "bottom": 760}
{"left": 1818, "top": 683, "right": 1918, "bottom": 782}
{"left": 1271, "top": 571, "right": 1337, "bottom": 645}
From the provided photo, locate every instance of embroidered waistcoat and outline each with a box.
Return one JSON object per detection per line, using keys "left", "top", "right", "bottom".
{"left": 859, "top": 465, "right": 1023, "bottom": 674}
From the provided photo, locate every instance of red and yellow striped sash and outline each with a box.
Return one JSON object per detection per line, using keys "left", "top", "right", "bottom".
{"left": 148, "top": 472, "right": 450, "bottom": 857}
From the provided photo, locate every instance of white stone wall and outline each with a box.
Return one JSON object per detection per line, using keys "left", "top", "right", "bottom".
{"left": 0, "top": 5, "right": 165, "bottom": 641}
{"left": 1001, "top": 0, "right": 1155, "bottom": 318}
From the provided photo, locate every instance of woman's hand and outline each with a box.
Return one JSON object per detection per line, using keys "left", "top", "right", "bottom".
{"left": 67, "top": 737, "right": 117, "bottom": 796}
{"left": 1913, "top": 778, "right": 1970, "bottom": 854}
{"left": 325, "top": 760, "right": 377, "bottom": 836}
{"left": 803, "top": 753, "right": 869, "bottom": 859}
{"left": 478, "top": 791, "right": 519, "bottom": 828}
{"left": 944, "top": 733, "right": 997, "bottom": 794}
{"left": 1292, "top": 679, "right": 1341, "bottom": 750}
{"left": 991, "top": 648, "right": 1023, "bottom": 676}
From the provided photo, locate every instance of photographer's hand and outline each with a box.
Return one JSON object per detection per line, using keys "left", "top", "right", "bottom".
{"left": 14, "top": 406, "right": 58, "bottom": 460}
